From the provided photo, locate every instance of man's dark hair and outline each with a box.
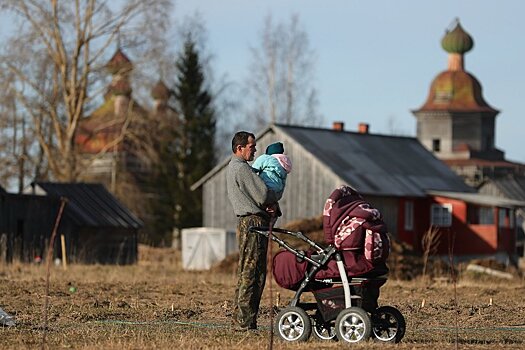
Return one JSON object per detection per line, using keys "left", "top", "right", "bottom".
{"left": 232, "top": 131, "right": 255, "bottom": 153}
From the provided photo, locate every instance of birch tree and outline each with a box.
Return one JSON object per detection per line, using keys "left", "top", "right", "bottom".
{"left": 246, "top": 14, "right": 323, "bottom": 128}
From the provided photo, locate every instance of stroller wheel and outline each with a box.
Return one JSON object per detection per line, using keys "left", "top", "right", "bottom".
{"left": 335, "top": 307, "right": 372, "bottom": 343}
{"left": 312, "top": 317, "right": 337, "bottom": 341}
{"left": 371, "top": 306, "right": 406, "bottom": 343}
{"left": 274, "top": 306, "right": 312, "bottom": 342}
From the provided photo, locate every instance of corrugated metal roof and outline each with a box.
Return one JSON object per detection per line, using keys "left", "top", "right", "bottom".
{"left": 428, "top": 190, "right": 525, "bottom": 208}
{"left": 275, "top": 124, "right": 473, "bottom": 196}
{"left": 485, "top": 176, "right": 525, "bottom": 202}
{"left": 33, "top": 182, "right": 143, "bottom": 229}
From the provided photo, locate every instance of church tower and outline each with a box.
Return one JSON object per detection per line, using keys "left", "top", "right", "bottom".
{"left": 412, "top": 20, "right": 523, "bottom": 186}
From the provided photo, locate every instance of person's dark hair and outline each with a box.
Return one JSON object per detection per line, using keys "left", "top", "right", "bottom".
{"left": 231, "top": 131, "right": 255, "bottom": 153}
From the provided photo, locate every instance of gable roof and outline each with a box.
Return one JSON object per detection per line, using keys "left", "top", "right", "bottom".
{"left": 192, "top": 123, "right": 473, "bottom": 197}
{"left": 428, "top": 190, "right": 525, "bottom": 208}
{"left": 482, "top": 176, "right": 525, "bottom": 202}
{"left": 274, "top": 124, "right": 473, "bottom": 196}
{"left": 29, "top": 182, "right": 143, "bottom": 229}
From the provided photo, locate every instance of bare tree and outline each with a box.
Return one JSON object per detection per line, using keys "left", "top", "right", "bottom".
{"left": 0, "top": 71, "right": 40, "bottom": 192}
{"left": 245, "top": 14, "right": 323, "bottom": 129}
{"left": 0, "top": 0, "right": 172, "bottom": 182}
{"left": 0, "top": 73, "right": 19, "bottom": 189}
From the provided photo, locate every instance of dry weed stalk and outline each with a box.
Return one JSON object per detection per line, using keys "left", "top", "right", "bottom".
{"left": 421, "top": 226, "right": 441, "bottom": 279}
{"left": 42, "top": 198, "right": 67, "bottom": 350}
{"left": 447, "top": 229, "right": 459, "bottom": 350}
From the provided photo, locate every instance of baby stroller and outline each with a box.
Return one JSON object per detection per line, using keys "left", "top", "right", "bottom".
{"left": 249, "top": 186, "right": 406, "bottom": 344}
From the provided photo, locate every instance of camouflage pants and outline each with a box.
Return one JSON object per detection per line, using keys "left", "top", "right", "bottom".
{"left": 233, "top": 214, "right": 270, "bottom": 328}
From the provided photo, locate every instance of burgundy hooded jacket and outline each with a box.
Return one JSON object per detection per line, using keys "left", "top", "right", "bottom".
{"left": 273, "top": 185, "right": 390, "bottom": 290}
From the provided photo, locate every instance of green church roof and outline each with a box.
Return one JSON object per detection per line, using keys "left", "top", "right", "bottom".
{"left": 441, "top": 20, "right": 474, "bottom": 54}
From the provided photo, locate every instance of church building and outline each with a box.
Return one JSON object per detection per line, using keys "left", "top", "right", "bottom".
{"left": 412, "top": 20, "right": 525, "bottom": 187}
{"left": 75, "top": 49, "right": 178, "bottom": 244}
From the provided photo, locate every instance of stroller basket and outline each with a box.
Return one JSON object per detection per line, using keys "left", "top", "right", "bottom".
{"left": 313, "top": 286, "right": 346, "bottom": 322}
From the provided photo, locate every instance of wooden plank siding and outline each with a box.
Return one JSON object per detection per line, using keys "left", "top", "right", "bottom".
{"left": 202, "top": 169, "right": 235, "bottom": 230}
{"left": 478, "top": 181, "right": 504, "bottom": 198}
{"left": 202, "top": 127, "right": 400, "bottom": 234}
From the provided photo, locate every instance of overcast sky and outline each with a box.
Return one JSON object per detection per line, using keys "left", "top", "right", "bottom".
{"left": 174, "top": 0, "right": 525, "bottom": 163}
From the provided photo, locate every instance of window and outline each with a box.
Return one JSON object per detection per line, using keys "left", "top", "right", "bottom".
{"left": 468, "top": 205, "right": 495, "bottom": 225}
{"left": 467, "top": 205, "right": 479, "bottom": 224}
{"left": 432, "top": 139, "right": 441, "bottom": 152}
{"left": 484, "top": 135, "right": 493, "bottom": 150}
{"left": 498, "top": 208, "right": 506, "bottom": 228}
{"left": 497, "top": 208, "right": 515, "bottom": 228}
{"left": 479, "top": 207, "right": 494, "bottom": 225}
{"left": 431, "top": 203, "right": 452, "bottom": 227}
{"left": 404, "top": 201, "right": 414, "bottom": 231}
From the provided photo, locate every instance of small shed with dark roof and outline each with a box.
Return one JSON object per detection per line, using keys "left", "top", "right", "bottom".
{"left": 28, "top": 182, "right": 142, "bottom": 264}
{"left": 1, "top": 188, "right": 61, "bottom": 263}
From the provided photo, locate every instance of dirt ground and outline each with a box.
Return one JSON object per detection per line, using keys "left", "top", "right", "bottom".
{"left": 1, "top": 245, "right": 525, "bottom": 350}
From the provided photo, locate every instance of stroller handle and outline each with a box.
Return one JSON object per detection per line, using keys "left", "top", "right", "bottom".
{"left": 248, "top": 226, "right": 333, "bottom": 268}
{"left": 248, "top": 226, "right": 326, "bottom": 251}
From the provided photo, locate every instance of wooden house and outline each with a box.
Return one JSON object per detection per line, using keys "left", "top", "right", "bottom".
{"left": 192, "top": 123, "right": 523, "bottom": 262}
{"left": 478, "top": 176, "right": 525, "bottom": 258}
{"left": 401, "top": 190, "right": 524, "bottom": 263}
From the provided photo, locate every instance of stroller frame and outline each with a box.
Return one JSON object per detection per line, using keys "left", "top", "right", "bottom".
{"left": 249, "top": 226, "right": 405, "bottom": 343}
{"left": 249, "top": 226, "right": 386, "bottom": 309}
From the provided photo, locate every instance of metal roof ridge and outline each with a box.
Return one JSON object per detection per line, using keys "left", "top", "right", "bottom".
{"left": 427, "top": 190, "right": 525, "bottom": 207}
{"left": 275, "top": 122, "right": 417, "bottom": 140}
{"left": 190, "top": 124, "right": 275, "bottom": 190}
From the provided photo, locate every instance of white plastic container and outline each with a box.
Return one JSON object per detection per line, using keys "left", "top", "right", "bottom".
{"left": 181, "top": 227, "right": 237, "bottom": 270}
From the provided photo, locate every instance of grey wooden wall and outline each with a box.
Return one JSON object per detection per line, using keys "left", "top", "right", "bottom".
{"left": 201, "top": 127, "right": 400, "bottom": 235}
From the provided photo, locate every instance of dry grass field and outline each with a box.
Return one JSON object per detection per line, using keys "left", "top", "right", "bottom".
{"left": 1, "top": 245, "right": 525, "bottom": 350}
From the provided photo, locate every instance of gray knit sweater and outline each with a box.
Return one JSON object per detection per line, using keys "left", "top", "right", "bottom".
{"left": 227, "top": 155, "right": 277, "bottom": 217}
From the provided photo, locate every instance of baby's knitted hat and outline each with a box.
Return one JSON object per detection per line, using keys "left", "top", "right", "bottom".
{"left": 266, "top": 142, "right": 284, "bottom": 155}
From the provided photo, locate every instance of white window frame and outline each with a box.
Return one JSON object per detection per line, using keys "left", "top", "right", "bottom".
{"left": 431, "top": 203, "right": 452, "bottom": 227}
{"left": 404, "top": 201, "right": 414, "bottom": 231}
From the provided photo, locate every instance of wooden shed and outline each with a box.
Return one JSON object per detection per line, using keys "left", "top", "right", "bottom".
{"left": 0, "top": 182, "right": 143, "bottom": 264}
{"left": 191, "top": 123, "right": 473, "bottom": 235}
{"left": 24, "top": 182, "right": 143, "bottom": 264}
{"left": 0, "top": 186, "right": 60, "bottom": 263}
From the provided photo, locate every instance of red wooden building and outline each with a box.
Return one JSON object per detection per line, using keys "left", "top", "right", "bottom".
{"left": 397, "top": 191, "right": 524, "bottom": 262}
